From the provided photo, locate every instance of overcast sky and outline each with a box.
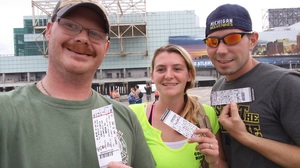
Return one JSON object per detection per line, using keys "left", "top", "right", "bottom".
{"left": 0, "top": 0, "right": 299, "bottom": 55}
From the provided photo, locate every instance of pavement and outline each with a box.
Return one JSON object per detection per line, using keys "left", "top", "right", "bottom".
{"left": 120, "top": 86, "right": 212, "bottom": 105}
{"left": 187, "top": 86, "right": 212, "bottom": 105}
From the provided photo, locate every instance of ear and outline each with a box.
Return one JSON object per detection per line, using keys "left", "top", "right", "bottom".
{"left": 249, "top": 32, "right": 259, "bottom": 51}
{"left": 151, "top": 72, "right": 154, "bottom": 83}
{"left": 104, "top": 40, "right": 110, "bottom": 53}
{"left": 187, "top": 70, "right": 192, "bottom": 82}
{"left": 45, "top": 22, "right": 53, "bottom": 40}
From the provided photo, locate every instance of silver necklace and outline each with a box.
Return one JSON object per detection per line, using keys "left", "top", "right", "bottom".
{"left": 40, "top": 79, "right": 51, "bottom": 96}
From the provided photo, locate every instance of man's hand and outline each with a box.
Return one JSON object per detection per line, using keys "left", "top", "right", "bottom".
{"left": 218, "top": 102, "right": 248, "bottom": 140}
{"left": 107, "top": 162, "right": 132, "bottom": 168}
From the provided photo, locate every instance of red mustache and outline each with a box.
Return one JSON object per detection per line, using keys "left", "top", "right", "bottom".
{"left": 64, "top": 43, "right": 96, "bottom": 56}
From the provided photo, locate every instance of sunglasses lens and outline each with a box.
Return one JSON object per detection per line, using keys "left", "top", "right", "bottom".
{"left": 224, "top": 33, "right": 243, "bottom": 45}
{"left": 205, "top": 38, "right": 219, "bottom": 48}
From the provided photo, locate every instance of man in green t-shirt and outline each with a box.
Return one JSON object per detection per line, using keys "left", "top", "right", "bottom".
{"left": 0, "top": 0, "right": 155, "bottom": 168}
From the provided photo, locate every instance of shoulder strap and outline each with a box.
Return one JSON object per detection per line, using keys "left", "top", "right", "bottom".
{"left": 196, "top": 102, "right": 212, "bottom": 131}
{"left": 147, "top": 102, "right": 155, "bottom": 125}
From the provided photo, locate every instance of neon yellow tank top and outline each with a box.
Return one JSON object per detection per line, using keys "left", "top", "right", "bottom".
{"left": 129, "top": 103, "right": 219, "bottom": 168}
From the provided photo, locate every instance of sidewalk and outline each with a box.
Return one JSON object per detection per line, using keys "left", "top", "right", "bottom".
{"left": 120, "top": 86, "right": 212, "bottom": 106}
{"left": 187, "top": 86, "right": 212, "bottom": 105}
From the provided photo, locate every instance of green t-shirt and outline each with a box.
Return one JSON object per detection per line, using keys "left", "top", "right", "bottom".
{"left": 129, "top": 103, "right": 219, "bottom": 168}
{"left": 0, "top": 84, "right": 155, "bottom": 168}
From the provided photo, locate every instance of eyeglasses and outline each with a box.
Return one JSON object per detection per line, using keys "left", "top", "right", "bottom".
{"left": 203, "top": 32, "right": 252, "bottom": 48}
{"left": 56, "top": 17, "right": 108, "bottom": 44}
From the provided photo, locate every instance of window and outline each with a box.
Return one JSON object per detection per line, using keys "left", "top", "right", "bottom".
{"left": 107, "top": 73, "right": 112, "bottom": 78}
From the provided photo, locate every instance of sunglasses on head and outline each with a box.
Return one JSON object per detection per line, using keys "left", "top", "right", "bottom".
{"left": 203, "top": 32, "right": 253, "bottom": 48}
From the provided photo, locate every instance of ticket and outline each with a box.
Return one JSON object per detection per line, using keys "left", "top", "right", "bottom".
{"left": 211, "top": 87, "right": 255, "bottom": 105}
{"left": 92, "top": 104, "right": 122, "bottom": 168}
{"left": 161, "top": 109, "right": 199, "bottom": 138}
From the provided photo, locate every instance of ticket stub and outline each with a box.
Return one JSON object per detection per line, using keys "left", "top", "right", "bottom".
{"left": 160, "top": 109, "right": 199, "bottom": 138}
{"left": 211, "top": 87, "right": 255, "bottom": 106}
{"left": 92, "top": 104, "right": 122, "bottom": 168}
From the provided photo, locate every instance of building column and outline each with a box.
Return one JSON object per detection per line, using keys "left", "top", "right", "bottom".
{"left": 123, "top": 68, "right": 126, "bottom": 79}
{"left": 1, "top": 73, "right": 5, "bottom": 83}
{"left": 95, "top": 70, "right": 100, "bottom": 79}
{"left": 147, "top": 67, "right": 150, "bottom": 78}
{"left": 122, "top": 82, "right": 128, "bottom": 94}
{"left": 99, "top": 69, "right": 103, "bottom": 79}
{"left": 100, "top": 83, "right": 104, "bottom": 94}
{"left": 27, "top": 72, "right": 30, "bottom": 82}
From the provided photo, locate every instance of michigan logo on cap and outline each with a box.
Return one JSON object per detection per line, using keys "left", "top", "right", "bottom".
{"left": 209, "top": 18, "right": 233, "bottom": 31}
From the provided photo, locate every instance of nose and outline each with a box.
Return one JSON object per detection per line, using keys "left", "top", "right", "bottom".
{"left": 216, "top": 40, "right": 228, "bottom": 55}
{"left": 74, "top": 29, "right": 90, "bottom": 44}
{"left": 165, "top": 69, "right": 174, "bottom": 79}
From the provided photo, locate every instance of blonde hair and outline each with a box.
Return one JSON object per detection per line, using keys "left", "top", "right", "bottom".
{"left": 151, "top": 44, "right": 203, "bottom": 125}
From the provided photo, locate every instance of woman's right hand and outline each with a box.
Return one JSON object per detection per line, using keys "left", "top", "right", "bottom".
{"left": 187, "top": 128, "right": 220, "bottom": 165}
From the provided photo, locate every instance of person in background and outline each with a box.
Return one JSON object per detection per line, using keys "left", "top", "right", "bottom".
{"left": 0, "top": 0, "right": 155, "bottom": 167}
{"left": 134, "top": 85, "right": 142, "bottom": 104}
{"left": 112, "top": 87, "right": 120, "bottom": 101}
{"left": 130, "top": 44, "right": 228, "bottom": 168}
{"left": 144, "top": 83, "right": 152, "bottom": 102}
{"left": 204, "top": 4, "right": 300, "bottom": 168}
{"left": 128, "top": 87, "right": 136, "bottom": 104}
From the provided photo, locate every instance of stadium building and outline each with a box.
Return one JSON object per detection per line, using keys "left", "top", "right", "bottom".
{"left": 0, "top": 0, "right": 217, "bottom": 94}
{"left": 1, "top": 1, "right": 300, "bottom": 94}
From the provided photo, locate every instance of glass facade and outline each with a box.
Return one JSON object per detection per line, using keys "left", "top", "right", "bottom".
{"left": 101, "top": 10, "right": 204, "bottom": 70}
{"left": 4, "top": 10, "right": 215, "bottom": 93}
{"left": 14, "top": 16, "right": 48, "bottom": 56}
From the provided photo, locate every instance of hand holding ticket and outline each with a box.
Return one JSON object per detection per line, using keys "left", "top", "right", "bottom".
{"left": 160, "top": 109, "right": 199, "bottom": 138}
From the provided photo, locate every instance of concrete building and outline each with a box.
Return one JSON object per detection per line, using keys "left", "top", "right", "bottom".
{"left": 2, "top": 1, "right": 299, "bottom": 94}
{"left": 1, "top": 0, "right": 216, "bottom": 94}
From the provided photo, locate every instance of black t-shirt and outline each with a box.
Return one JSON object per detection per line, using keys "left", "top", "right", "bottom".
{"left": 212, "top": 63, "right": 300, "bottom": 168}
{"left": 144, "top": 86, "right": 152, "bottom": 95}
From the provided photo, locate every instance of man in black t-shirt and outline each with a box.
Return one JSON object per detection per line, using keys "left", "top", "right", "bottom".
{"left": 144, "top": 83, "right": 152, "bottom": 102}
